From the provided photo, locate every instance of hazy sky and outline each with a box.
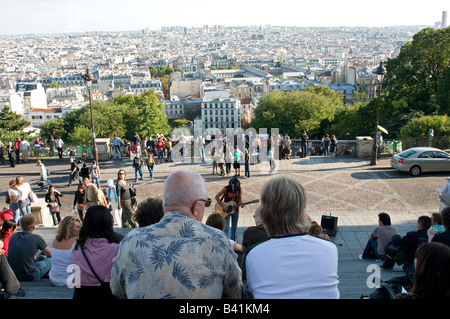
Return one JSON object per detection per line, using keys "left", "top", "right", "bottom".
{"left": 1, "top": 0, "right": 448, "bottom": 35}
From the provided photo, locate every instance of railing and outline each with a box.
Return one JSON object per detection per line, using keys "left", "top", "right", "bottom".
{"left": 290, "top": 139, "right": 356, "bottom": 157}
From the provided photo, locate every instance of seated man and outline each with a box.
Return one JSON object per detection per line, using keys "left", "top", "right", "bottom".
{"left": 362, "top": 213, "right": 398, "bottom": 260}
{"left": 383, "top": 215, "right": 431, "bottom": 270}
{"left": 110, "top": 169, "right": 242, "bottom": 299}
{"left": 0, "top": 254, "right": 25, "bottom": 298}
{"left": 7, "top": 214, "right": 52, "bottom": 282}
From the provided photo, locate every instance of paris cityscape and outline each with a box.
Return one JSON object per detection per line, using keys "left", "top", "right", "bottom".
{"left": 0, "top": 1, "right": 449, "bottom": 305}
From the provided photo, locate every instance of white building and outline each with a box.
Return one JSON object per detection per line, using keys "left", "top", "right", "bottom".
{"left": 201, "top": 90, "right": 241, "bottom": 133}
{"left": 24, "top": 108, "right": 63, "bottom": 128}
{"left": 125, "top": 78, "right": 163, "bottom": 95}
{"left": 6, "top": 82, "right": 48, "bottom": 114}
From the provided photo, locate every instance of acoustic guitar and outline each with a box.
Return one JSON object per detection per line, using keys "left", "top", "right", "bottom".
{"left": 214, "top": 199, "right": 259, "bottom": 218}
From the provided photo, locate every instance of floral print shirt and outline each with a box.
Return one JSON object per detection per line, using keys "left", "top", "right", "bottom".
{"left": 110, "top": 211, "right": 242, "bottom": 299}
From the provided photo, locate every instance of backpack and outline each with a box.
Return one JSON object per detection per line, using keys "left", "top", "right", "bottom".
{"left": 134, "top": 157, "right": 142, "bottom": 168}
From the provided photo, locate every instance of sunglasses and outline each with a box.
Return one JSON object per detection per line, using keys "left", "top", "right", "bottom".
{"left": 198, "top": 198, "right": 212, "bottom": 207}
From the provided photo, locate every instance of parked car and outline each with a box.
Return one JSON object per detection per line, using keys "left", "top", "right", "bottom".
{"left": 390, "top": 147, "right": 450, "bottom": 176}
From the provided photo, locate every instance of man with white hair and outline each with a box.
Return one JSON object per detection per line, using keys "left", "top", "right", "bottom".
{"left": 110, "top": 169, "right": 242, "bottom": 299}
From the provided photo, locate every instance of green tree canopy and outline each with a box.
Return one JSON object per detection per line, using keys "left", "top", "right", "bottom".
{"left": 399, "top": 115, "right": 450, "bottom": 137}
{"left": 39, "top": 90, "right": 169, "bottom": 144}
{"left": 250, "top": 86, "right": 343, "bottom": 138}
{"left": 383, "top": 27, "right": 450, "bottom": 115}
{"left": 0, "top": 106, "right": 31, "bottom": 141}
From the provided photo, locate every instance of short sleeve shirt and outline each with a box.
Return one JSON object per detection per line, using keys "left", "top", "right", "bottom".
{"left": 8, "top": 232, "right": 48, "bottom": 281}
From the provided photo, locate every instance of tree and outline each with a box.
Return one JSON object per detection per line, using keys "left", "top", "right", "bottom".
{"left": 68, "top": 125, "right": 92, "bottom": 145}
{"left": 399, "top": 115, "right": 450, "bottom": 137}
{"left": 436, "top": 66, "right": 450, "bottom": 116}
{"left": 250, "top": 87, "right": 343, "bottom": 138}
{"left": 160, "top": 74, "right": 170, "bottom": 98}
{"left": 0, "top": 106, "right": 31, "bottom": 140}
{"left": 383, "top": 27, "right": 450, "bottom": 115}
{"left": 149, "top": 66, "right": 158, "bottom": 78}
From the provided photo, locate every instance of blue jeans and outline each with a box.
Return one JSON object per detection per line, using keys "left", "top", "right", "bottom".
{"left": 9, "top": 202, "right": 21, "bottom": 223}
{"left": 32, "top": 257, "right": 52, "bottom": 282}
{"left": 92, "top": 177, "right": 100, "bottom": 189}
{"left": 134, "top": 168, "right": 143, "bottom": 181}
{"left": 113, "top": 145, "right": 122, "bottom": 159}
{"left": 68, "top": 172, "right": 82, "bottom": 186}
{"left": 147, "top": 165, "right": 154, "bottom": 179}
{"left": 225, "top": 211, "right": 239, "bottom": 241}
{"left": 18, "top": 198, "right": 31, "bottom": 216}
{"left": 158, "top": 149, "right": 164, "bottom": 163}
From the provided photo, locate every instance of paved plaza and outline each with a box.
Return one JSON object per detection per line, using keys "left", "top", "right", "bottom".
{"left": 1, "top": 154, "right": 446, "bottom": 299}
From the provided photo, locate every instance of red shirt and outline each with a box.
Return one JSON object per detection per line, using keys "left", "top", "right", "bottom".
{"left": 156, "top": 140, "right": 164, "bottom": 150}
{"left": 0, "top": 209, "right": 13, "bottom": 222}
{"left": 223, "top": 185, "right": 241, "bottom": 213}
{"left": 1, "top": 231, "right": 13, "bottom": 255}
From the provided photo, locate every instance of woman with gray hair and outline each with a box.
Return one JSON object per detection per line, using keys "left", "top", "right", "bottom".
{"left": 245, "top": 175, "right": 339, "bottom": 299}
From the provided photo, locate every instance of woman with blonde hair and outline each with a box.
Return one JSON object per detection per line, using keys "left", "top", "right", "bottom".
{"left": 49, "top": 215, "right": 81, "bottom": 287}
{"left": 8, "top": 180, "right": 22, "bottom": 223}
{"left": 15, "top": 176, "right": 32, "bottom": 216}
{"left": 245, "top": 175, "right": 339, "bottom": 299}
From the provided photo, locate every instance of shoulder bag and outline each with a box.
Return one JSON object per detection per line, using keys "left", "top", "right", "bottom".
{"left": 79, "top": 245, "right": 115, "bottom": 299}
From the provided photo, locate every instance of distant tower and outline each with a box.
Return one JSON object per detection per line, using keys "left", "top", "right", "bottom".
{"left": 443, "top": 11, "right": 448, "bottom": 28}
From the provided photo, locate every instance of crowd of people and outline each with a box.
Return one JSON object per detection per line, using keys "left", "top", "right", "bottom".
{"left": 1, "top": 131, "right": 449, "bottom": 300}
{"left": 0, "top": 165, "right": 449, "bottom": 299}
{"left": 360, "top": 208, "right": 450, "bottom": 299}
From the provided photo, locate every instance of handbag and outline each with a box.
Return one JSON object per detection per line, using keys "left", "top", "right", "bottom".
{"left": 29, "top": 191, "right": 38, "bottom": 203}
{"left": 78, "top": 245, "right": 116, "bottom": 299}
{"left": 129, "top": 185, "right": 137, "bottom": 198}
{"left": 50, "top": 205, "right": 60, "bottom": 213}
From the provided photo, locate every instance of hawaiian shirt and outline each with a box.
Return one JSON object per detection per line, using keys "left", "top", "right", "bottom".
{"left": 110, "top": 211, "right": 242, "bottom": 299}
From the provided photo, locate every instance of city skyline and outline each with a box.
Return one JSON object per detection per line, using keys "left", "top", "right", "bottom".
{"left": 1, "top": 0, "right": 448, "bottom": 35}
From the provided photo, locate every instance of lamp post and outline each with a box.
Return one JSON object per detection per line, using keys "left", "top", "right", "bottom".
{"left": 370, "top": 61, "right": 387, "bottom": 166}
{"left": 83, "top": 68, "right": 98, "bottom": 163}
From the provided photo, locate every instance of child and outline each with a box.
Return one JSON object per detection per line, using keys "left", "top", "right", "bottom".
{"left": 205, "top": 213, "right": 242, "bottom": 253}
{"left": 146, "top": 153, "right": 155, "bottom": 180}
{"left": 217, "top": 150, "right": 225, "bottom": 176}
{"left": 212, "top": 149, "right": 218, "bottom": 175}
{"left": 0, "top": 219, "right": 18, "bottom": 255}
{"left": 225, "top": 149, "right": 233, "bottom": 176}
{"left": 244, "top": 149, "right": 250, "bottom": 179}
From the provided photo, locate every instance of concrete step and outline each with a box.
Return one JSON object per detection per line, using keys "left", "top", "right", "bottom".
{"left": 15, "top": 279, "right": 73, "bottom": 299}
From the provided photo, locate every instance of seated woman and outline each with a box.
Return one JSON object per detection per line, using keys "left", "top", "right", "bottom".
{"left": 49, "top": 215, "right": 81, "bottom": 287}
{"left": 72, "top": 205, "right": 120, "bottom": 300}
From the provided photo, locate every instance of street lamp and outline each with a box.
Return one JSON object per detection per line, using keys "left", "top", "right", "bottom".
{"left": 370, "top": 61, "right": 387, "bottom": 165}
{"left": 83, "top": 68, "right": 98, "bottom": 163}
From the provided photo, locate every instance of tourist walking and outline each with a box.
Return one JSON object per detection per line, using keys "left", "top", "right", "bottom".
{"left": 116, "top": 169, "right": 136, "bottom": 228}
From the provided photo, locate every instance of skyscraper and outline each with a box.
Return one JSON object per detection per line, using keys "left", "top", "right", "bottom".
{"left": 443, "top": 11, "right": 448, "bottom": 29}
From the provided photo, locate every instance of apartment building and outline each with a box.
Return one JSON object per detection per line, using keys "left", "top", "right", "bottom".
{"left": 201, "top": 91, "right": 241, "bottom": 133}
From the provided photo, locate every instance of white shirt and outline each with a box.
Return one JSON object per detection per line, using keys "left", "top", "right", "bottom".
{"left": 49, "top": 242, "right": 75, "bottom": 287}
{"left": 20, "top": 140, "right": 30, "bottom": 150}
{"left": 16, "top": 182, "right": 32, "bottom": 201}
{"left": 246, "top": 233, "right": 339, "bottom": 299}
{"left": 56, "top": 139, "right": 64, "bottom": 148}
{"left": 39, "top": 163, "right": 47, "bottom": 179}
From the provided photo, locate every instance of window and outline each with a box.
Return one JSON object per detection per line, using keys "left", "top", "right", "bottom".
{"left": 435, "top": 151, "right": 449, "bottom": 159}
{"left": 418, "top": 151, "right": 435, "bottom": 159}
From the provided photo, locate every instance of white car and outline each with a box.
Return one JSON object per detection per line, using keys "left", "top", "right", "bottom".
{"left": 390, "top": 147, "right": 450, "bottom": 176}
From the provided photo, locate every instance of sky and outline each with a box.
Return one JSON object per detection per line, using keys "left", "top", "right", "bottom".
{"left": 0, "top": 0, "right": 448, "bottom": 35}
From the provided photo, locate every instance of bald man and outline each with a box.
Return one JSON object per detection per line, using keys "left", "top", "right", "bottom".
{"left": 111, "top": 169, "right": 242, "bottom": 299}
